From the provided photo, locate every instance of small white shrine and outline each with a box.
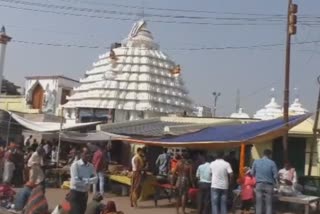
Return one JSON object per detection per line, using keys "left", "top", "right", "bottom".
{"left": 289, "top": 98, "right": 308, "bottom": 115}
{"left": 289, "top": 89, "right": 308, "bottom": 115}
{"left": 64, "top": 20, "right": 192, "bottom": 123}
{"left": 254, "top": 88, "right": 283, "bottom": 120}
{"left": 230, "top": 108, "right": 250, "bottom": 119}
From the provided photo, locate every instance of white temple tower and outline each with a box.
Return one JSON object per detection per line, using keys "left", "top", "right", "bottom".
{"left": 0, "top": 26, "right": 12, "bottom": 93}
{"left": 64, "top": 20, "right": 192, "bottom": 123}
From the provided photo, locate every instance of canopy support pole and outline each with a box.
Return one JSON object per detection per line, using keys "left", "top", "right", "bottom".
{"left": 56, "top": 108, "right": 64, "bottom": 167}
{"left": 308, "top": 75, "right": 320, "bottom": 175}
{"left": 5, "top": 112, "right": 12, "bottom": 148}
{"left": 239, "top": 144, "right": 246, "bottom": 177}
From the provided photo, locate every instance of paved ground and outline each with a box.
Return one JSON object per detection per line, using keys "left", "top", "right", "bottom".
{"left": 46, "top": 188, "right": 195, "bottom": 214}
{"left": 43, "top": 189, "right": 320, "bottom": 214}
{"left": 1, "top": 188, "right": 319, "bottom": 214}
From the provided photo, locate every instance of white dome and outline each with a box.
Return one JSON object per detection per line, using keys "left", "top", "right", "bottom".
{"left": 230, "top": 108, "right": 250, "bottom": 119}
{"left": 289, "top": 98, "right": 308, "bottom": 115}
{"left": 254, "top": 94, "right": 282, "bottom": 120}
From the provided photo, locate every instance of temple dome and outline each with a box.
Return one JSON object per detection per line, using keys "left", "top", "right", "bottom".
{"left": 254, "top": 89, "right": 282, "bottom": 120}
{"left": 289, "top": 98, "right": 308, "bottom": 115}
{"left": 230, "top": 108, "right": 250, "bottom": 119}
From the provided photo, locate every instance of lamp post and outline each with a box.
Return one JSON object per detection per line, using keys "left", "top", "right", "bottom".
{"left": 212, "top": 92, "right": 221, "bottom": 117}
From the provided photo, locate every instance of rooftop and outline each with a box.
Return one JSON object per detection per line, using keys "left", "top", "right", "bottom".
{"left": 25, "top": 75, "right": 79, "bottom": 83}
{"left": 98, "top": 116, "right": 256, "bottom": 137}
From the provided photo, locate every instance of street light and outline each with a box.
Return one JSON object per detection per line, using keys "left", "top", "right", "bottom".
{"left": 212, "top": 92, "right": 221, "bottom": 117}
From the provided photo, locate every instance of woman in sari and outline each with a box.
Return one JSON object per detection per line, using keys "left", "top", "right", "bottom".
{"left": 173, "top": 152, "right": 194, "bottom": 214}
{"left": 23, "top": 184, "right": 49, "bottom": 214}
{"left": 130, "top": 148, "right": 144, "bottom": 207}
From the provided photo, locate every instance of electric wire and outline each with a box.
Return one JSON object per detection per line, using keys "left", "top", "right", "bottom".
{"left": 1, "top": 0, "right": 287, "bottom": 21}
{"left": 0, "top": 0, "right": 289, "bottom": 26}
{"left": 1, "top": 0, "right": 319, "bottom": 27}
{"left": 10, "top": 39, "right": 320, "bottom": 51}
{"left": 55, "top": 0, "right": 287, "bottom": 17}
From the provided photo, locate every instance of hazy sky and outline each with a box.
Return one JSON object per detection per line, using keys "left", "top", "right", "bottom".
{"left": 1, "top": 0, "right": 320, "bottom": 116}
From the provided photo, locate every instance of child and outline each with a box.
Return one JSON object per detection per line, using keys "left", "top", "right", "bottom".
{"left": 237, "top": 167, "right": 256, "bottom": 214}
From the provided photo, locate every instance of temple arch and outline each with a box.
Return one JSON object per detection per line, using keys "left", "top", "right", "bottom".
{"left": 32, "top": 83, "right": 44, "bottom": 110}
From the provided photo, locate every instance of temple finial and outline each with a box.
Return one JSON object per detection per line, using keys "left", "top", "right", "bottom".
{"left": 270, "top": 88, "right": 275, "bottom": 98}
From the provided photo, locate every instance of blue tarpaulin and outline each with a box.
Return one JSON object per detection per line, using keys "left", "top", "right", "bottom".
{"left": 122, "top": 114, "right": 311, "bottom": 148}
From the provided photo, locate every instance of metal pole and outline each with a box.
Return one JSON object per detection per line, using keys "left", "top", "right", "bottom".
{"left": 213, "top": 96, "right": 217, "bottom": 117}
{"left": 5, "top": 112, "right": 12, "bottom": 148}
{"left": 56, "top": 107, "right": 64, "bottom": 167}
{"left": 212, "top": 92, "right": 221, "bottom": 117}
{"left": 308, "top": 76, "right": 320, "bottom": 175}
{"left": 282, "top": 0, "right": 293, "bottom": 163}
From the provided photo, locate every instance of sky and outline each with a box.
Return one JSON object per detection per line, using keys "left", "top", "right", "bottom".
{"left": 1, "top": 0, "right": 320, "bottom": 116}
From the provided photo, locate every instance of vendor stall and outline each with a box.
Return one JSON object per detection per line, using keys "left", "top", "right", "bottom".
{"left": 118, "top": 114, "right": 311, "bottom": 176}
{"left": 108, "top": 174, "right": 156, "bottom": 201}
{"left": 107, "top": 164, "right": 156, "bottom": 201}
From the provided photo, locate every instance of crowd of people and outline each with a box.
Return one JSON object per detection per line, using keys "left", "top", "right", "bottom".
{"left": 149, "top": 148, "right": 299, "bottom": 214}
{"left": 0, "top": 135, "right": 121, "bottom": 214}
{"left": 0, "top": 134, "right": 301, "bottom": 214}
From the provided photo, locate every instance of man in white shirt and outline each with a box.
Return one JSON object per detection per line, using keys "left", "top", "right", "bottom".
{"left": 196, "top": 155, "right": 213, "bottom": 214}
{"left": 210, "top": 152, "right": 233, "bottom": 214}
{"left": 27, "top": 146, "right": 45, "bottom": 185}
{"left": 278, "top": 162, "right": 298, "bottom": 195}
{"left": 69, "top": 147, "right": 97, "bottom": 214}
